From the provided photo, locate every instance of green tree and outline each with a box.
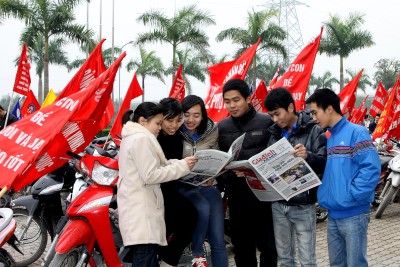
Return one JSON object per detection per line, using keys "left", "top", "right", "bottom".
{"left": 246, "top": 56, "right": 281, "bottom": 87}
{"left": 136, "top": 4, "right": 215, "bottom": 82}
{"left": 3, "top": 0, "right": 94, "bottom": 98}
{"left": 319, "top": 12, "right": 374, "bottom": 90}
{"left": 373, "top": 58, "right": 400, "bottom": 89}
{"left": 309, "top": 71, "right": 339, "bottom": 94}
{"left": 0, "top": 0, "right": 28, "bottom": 23}
{"left": 126, "top": 46, "right": 165, "bottom": 102}
{"left": 344, "top": 68, "right": 372, "bottom": 94}
{"left": 18, "top": 36, "right": 69, "bottom": 102}
{"left": 216, "top": 9, "right": 287, "bottom": 89}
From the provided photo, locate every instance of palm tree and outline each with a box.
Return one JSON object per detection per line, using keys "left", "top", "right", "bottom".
{"left": 344, "top": 69, "right": 372, "bottom": 94}
{"left": 20, "top": 37, "right": 69, "bottom": 102}
{"left": 0, "top": 0, "right": 28, "bottom": 23}
{"left": 3, "top": 0, "right": 94, "bottom": 98}
{"left": 126, "top": 46, "right": 165, "bottom": 102}
{"left": 319, "top": 12, "right": 374, "bottom": 90}
{"left": 309, "top": 71, "right": 339, "bottom": 94}
{"left": 216, "top": 9, "right": 287, "bottom": 89}
{"left": 373, "top": 58, "right": 400, "bottom": 89}
{"left": 246, "top": 57, "right": 281, "bottom": 87}
{"left": 136, "top": 4, "right": 215, "bottom": 81}
{"left": 69, "top": 46, "right": 122, "bottom": 70}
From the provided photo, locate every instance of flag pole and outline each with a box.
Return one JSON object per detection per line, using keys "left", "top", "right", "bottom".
{"left": 4, "top": 91, "right": 15, "bottom": 128}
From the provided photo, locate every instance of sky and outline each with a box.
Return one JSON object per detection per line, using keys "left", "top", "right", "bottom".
{"left": 1, "top": 0, "right": 399, "bottom": 103}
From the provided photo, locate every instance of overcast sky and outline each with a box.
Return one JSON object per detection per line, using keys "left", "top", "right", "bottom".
{"left": 1, "top": 0, "right": 399, "bottom": 103}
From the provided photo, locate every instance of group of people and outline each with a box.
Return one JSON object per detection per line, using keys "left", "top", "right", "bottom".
{"left": 116, "top": 79, "right": 381, "bottom": 267}
{"left": 363, "top": 113, "right": 380, "bottom": 134}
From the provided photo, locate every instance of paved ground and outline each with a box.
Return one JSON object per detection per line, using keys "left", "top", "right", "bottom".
{"left": 24, "top": 202, "right": 400, "bottom": 266}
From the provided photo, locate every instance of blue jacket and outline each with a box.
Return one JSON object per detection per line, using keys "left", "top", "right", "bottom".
{"left": 317, "top": 117, "right": 380, "bottom": 219}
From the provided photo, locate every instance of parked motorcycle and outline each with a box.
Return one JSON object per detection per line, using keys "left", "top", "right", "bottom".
{"left": 375, "top": 139, "right": 400, "bottom": 219}
{"left": 0, "top": 207, "right": 21, "bottom": 267}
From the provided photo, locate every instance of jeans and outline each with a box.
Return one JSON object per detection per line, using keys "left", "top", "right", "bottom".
{"left": 177, "top": 185, "right": 228, "bottom": 267}
{"left": 271, "top": 202, "right": 316, "bottom": 267}
{"left": 327, "top": 213, "right": 370, "bottom": 267}
{"left": 130, "top": 244, "right": 158, "bottom": 267}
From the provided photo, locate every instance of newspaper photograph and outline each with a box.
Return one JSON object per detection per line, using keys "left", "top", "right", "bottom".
{"left": 248, "top": 138, "right": 321, "bottom": 201}
{"left": 180, "top": 134, "right": 245, "bottom": 186}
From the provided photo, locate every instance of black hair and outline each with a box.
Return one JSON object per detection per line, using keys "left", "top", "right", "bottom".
{"left": 305, "top": 88, "right": 343, "bottom": 116}
{"left": 376, "top": 114, "right": 381, "bottom": 117}
{"left": 364, "top": 114, "right": 370, "bottom": 119}
{"left": 181, "top": 95, "right": 208, "bottom": 135}
{"left": 159, "top": 98, "right": 183, "bottom": 120}
{"left": 264, "top": 87, "right": 296, "bottom": 113}
{"left": 222, "top": 79, "right": 250, "bottom": 98}
{"left": 121, "top": 102, "right": 163, "bottom": 125}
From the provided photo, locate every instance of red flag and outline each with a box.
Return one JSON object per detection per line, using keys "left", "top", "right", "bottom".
{"left": 387, "top": 102, "right": 400, "bottom": 141}
{"left": 109, "top": 73, "right": 143, "bottom": 143}
{"left": 349, "top": 95, "right": 368, "bottom": 124}
{"left": 369, "top": 82, "right": 388, "bottom": 118}
{"left": 20, "top": 90, "right": 40, "bottom": 117}
{"left": 205, "top": 38, "right": 261, "bottom": 122}
{"left": 372, "top": 75, "right": 400, "bottom": 140}
{"left": 169, "top": 64, "right": 186, "bottom": 101}
{"left": 338, "top": 69, "right": 363, "bottom": 117}
{"left": 272, "top": 28, "right": 323, "bottom": 110}
{"left": 0, "top": 53, "right": 126, "bottom": 192}
{"left": 250, "top": 80, "right": 268, "bottom": 112}
{"left": 13, "top": 43, "right": 31, "bottom": 96}
{"left": 269, "top": 66, "right": 280, "bottom": 88}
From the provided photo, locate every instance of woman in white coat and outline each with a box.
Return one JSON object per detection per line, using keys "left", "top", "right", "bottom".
{"left": 117, "top": 102, "right": 197, "bottom": 267}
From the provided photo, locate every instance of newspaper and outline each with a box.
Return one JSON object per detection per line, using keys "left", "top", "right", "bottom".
{"left": 226, "top": 138, "right": 321, "bottom": 201}
{"left": 179, "top": 134, "right": 245, "bottom": 186}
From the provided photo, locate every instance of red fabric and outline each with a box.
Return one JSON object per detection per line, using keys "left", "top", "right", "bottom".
{"left": 349, "top": 95, "right": 368, "bottom": 124}
{"left": 387, "top": 101, "right": 400, "bottom": 141}
{"left": 109, "top": 73, "right": 143, "bottom": 142}
{"left": 271, "top": 28, "right": 323, "bottom": 111}
{"left": 372, "top": 76, "right": 400, "bottom": 140}
{"left": 338, "top": 69, "right": 363, "bottom": 117}
{"left": 250, "top": 80, "right": 268, "bottom": 112}
{"left": 369, "top": 82, "right": 388, "bottom": 118}
{"left": 20, "top": 90, "right": 40, "bottom": 117}
{"left": 0, "top": 53, "right": 125, "bottom": 192}
{"left": 269, "top": 66, "right": 280, "bottom": 88}
{"left": 205, "top": 39, "right": 261, "bottom": 122}
{"left": 168, "top": 64, "right": 186, "bottom": 102}
{"left": 13, "top": 43, "right": 31, "bottom": 96}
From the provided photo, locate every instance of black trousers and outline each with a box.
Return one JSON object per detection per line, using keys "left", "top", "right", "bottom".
{"left": 131, "top": 244, "right": 158, "bottom": 267}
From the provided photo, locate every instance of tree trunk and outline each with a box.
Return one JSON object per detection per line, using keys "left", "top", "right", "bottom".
{"left": 43, "top": 36, "right": 50, "bottom": 100}
{"left": 252, "top": 57, "right": 257, "bottom": 92}
{"left": 38, "top": 74, "right": 43, "bottom": 103}
{"left": 339, "top": 56, "right": 344, "bottom": 91}
{"left": 141, "top": 76, "right": 145, "bottom": 103}
{"left": 172, "top": 43, "right": 177, "bottom": 84}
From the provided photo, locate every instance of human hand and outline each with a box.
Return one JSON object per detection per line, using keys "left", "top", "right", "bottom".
{"left": 291, "top": 144, "right": 308, "bottom": 159}
{"left": 184, "top": 156, "right": 198, "bottom": 169}
{"left": 232, "top": 170, "right": 245, "bottom": 177}
{"left": 201, "top": 179, "right": 215, "bottom": 187}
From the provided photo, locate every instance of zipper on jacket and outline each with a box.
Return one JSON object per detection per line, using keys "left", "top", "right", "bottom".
{"left": 192, "top": 141, "right": 197, "bottom": 155}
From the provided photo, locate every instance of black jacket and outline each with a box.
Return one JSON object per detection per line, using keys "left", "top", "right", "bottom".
{"left": 218, "top": 105, "right": 274, "bottom": 201}
{"left": 267, "top": 111, "right": 327, "bottom": 205}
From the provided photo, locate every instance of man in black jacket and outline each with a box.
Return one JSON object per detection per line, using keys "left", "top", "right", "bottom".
{"left": 0, "top": 105, "right": 18, "bottom": 131}
{"left": 218, "top": 79, "right": 277, "bottom": 267}
{"left": 264, "top": 88, "right": 327, "bottom": 267}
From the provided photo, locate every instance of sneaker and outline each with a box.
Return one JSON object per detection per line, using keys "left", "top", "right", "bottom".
{"left": 191, "top": 256, "right": 209, "bottom": 267}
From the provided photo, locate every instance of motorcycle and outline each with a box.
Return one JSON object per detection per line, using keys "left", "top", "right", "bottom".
{"left": 375, "top": 139, "right": 400, "bottom": 219}
{"left": 0, "top": 207, "right": 22, "bottom": 267}
{"left": 49, "top": 149, "right": 128, "bottom": 267}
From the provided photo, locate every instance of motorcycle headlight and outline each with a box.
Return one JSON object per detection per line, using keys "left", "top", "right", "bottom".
{"left": 91, "top": 161, "right": 119, "bottom": 185}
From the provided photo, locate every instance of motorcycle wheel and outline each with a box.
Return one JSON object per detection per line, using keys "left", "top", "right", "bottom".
{"left": 48, "top": 249, "right": 80, "bottom": 267}
{"left": 0, "top": 248, "right": 16, "bottom": 267}
{"left": 6, "top": 208, "right": 47, "bottom": 267}
{"left": 375, "top": 185, "right": 396, "bottom": 219}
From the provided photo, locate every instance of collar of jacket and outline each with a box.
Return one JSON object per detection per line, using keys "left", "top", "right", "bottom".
{"left": 268, "top": 110, "right": 316, "bottom": 137}
{"left": 231, "top": 104, "right": 257, "bottom": 126}
{"left": 328, "top": 116, "right": 348, "bottom": 135}
{"left": 180, "top": 118, "right": 216, "bottom": 145}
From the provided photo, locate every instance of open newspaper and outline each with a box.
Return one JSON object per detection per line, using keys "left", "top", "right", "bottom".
{"left": 226, "top": 138, "right": 321, "bottom": 201}
{"left": 179, "top": 134, "right": 245, "bottom": 186}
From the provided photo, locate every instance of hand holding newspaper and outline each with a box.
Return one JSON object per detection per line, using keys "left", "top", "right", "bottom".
{"left": 179, "top": 134, "right": 245, "bottom": 186}
{"left": 226, "top": 138, "right": 321, "bottom": 201}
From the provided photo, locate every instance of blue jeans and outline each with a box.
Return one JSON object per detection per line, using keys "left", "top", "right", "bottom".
{"left": 177, "top": 185, "right": 228, "bottom": 267}
{"left": 327, "top": 213, "right": 370, "bottom": 267}
{"left": 130, "top": 244, "right": 158, "bottom": 267}
{"left": 271, "top": 202, "right": 316, "bottom": 267}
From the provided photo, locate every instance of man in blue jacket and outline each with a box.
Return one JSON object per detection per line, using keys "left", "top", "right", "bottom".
{"left": 306, "top": 88, "right": 380, "bottom": 267}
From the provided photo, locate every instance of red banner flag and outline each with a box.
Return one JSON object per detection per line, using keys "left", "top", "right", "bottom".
{"left": 269, "top": 66, "right": 280, "bottom": 88}
{"left": 250, "top": 80, "right": 268, "bottom": 112}
{"left": 13, "top": 43, "right": 31, "bottom": 96}
{"left": 387, "top": 102, "right": 400, "bottom": 141}
{"left": 169, "top": 64, "right": 186, "bottom": 102}
{"left": 205, "top": 38, "right": 261, "bottom": 122}
{"left": 349, "top": 95, "right": 368, "bottom": 124}
{"left": 338, "top": 69, "right": 363, "bottom": 117}
{"left": 20, "top": 90, "right": 40, "bottom": 117}
{"left": 369, "top": 82, "right": 388, "bottom": 118}
{"left": 372, "top": 75, "right": 400, "bottom": 140}
{"left": 0, "top": 53, "right": 125, "bottom": 192}
{"left": 271, "top": 28, "right": 323, "bottom": 111}
{"left": 109, "top": 73, "right": 143, "bottom": 143}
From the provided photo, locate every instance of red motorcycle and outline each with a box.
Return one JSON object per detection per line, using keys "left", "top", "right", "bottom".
{"left": 49, "top": 149, "right": 126, "bottom": 267}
